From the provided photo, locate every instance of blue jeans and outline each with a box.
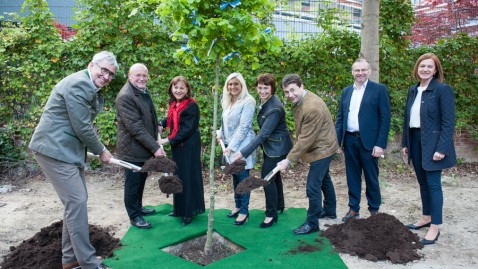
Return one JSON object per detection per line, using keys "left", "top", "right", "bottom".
{"left": 410, "top": 128, "right": 443, "bottom": 224}
{"left": 233, "top": 169, "right": 250, "bottom": 214}
{"left": 306, "top": 155, "right": 336, "bottom": 226}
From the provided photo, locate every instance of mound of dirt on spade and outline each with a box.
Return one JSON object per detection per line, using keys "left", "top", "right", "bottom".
{"left": 141, "top": 156, "right": 177, "bottom": 173}
{"left": 322, "top": 213, "right": 423, "bottom": 264}
{"left": 235, "top": 175, "right": 268, "bottom": 194}
{"left": 223, "top": 160, "right": 246, "bottom": 175}
{"left": 1, "top": 221, "right": 121, "bottom": 269}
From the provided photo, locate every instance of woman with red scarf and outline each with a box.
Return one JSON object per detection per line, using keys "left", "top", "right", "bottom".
{"left": 158, "top": 76, "right": 205, "bottom": 225}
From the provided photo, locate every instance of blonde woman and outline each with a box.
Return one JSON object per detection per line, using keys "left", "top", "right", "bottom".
{"left": 217, "top": 72, "right": 256, "bottom": 225}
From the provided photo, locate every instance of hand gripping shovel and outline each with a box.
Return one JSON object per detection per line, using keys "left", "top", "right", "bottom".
{"left": 235, "top": 166, "right": 281, "bottom": 194}
{"left": 87, "top": 152, "right": 142, "bottom": 171}
{"left": 216, "top": 130, "right": 246, "bottom": 175}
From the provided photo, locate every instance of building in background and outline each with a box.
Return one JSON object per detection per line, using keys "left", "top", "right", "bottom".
{"left": 1, "top": 0, "right": 476, "bottom": 44}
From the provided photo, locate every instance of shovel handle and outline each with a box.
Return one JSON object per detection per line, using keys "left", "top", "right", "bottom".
{"left": 216, "top": 132, "right": 231, "bottom": 164}
{"left": 87, "top": 152, "right": 142, "bottom": 172}
{"left": 264, "top": 166, "right": 281, "bottom": 182}
{"left": 216, "top": 130, "right": 231, "bottom": 164}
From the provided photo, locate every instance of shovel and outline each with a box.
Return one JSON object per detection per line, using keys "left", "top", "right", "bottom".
{"left": 216, "top": 130, "right": 231, "bottom": 165}
{"left": 216, "top": 130, "right": 247, "bottom": 175}
{"left": 235, "top": 166, "right": 281, "bottom": 194}
{"left": 87, "top": 152, "right": 142, "bottom": 171}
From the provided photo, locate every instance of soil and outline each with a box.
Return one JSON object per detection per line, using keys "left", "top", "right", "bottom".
{"left": 162, "top": 232, "right": 244, "bottom": 266}
{"left": 0, "top": 220, "right": 121, "bottom": 269}
{"left": 286, "top": 238, "right": 324, "bottom": 255}
{"left": 322, "top": 213, "right": 422, "bottom": 264}
{"left": 1, "top": 157, "right": 477, "bottom": 268}
{"left": 158, "top": 175, "right": 183, "bottom": 196}
{"left": 223, "top": 159, "right": 246, "bottom": 175}
{"left": 235, "top": 175, "right": 267, "bottom": 194}
{"left": 141, "top": 156, "right": 177, "bottom": 173}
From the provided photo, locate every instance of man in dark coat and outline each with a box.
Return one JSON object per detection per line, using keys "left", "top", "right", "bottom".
{"left": 115, "top": 63, "right": 164, "bottom": 229}
{"left": 336, "top": 58, "right": 391, "bottom": 221}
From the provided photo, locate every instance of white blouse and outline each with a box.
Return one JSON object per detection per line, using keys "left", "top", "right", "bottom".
{"left": 409, "top": 86, "right": 427, "bottom": 128}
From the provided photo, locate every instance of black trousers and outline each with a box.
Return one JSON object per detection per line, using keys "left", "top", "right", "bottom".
{"left": 124, "top": 161, "right": 148, "bottom": 219}
{"left": 262, "top": 154, "right": 286, "bottom": 218}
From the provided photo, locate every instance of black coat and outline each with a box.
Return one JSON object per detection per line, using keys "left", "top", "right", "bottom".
{"left": 402, "top": 77, "right": 457, "bottom": 171}
{"left": 115, "top": 82, "right": 160, "bottom": 162}
{"left": 163, "top": 101, "right": 205, "bottom": 218}
{"left": 240, "top": 95, "right": 292, "bottom": 158}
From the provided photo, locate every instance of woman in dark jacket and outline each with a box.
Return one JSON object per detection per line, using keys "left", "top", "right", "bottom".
{"left": 158, "top": 76, "right": 205, "bottom": 226}
{"left": 233, "top": 73, "right": 293, "bottom": 228}
{"left": 402, "top": 53, "right": 456, "bottom": 245}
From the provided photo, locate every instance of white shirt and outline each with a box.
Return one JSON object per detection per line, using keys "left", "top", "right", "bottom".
{"left": 347, "top": 81, "right": 368, "bottom": 132}
{"left": 409, "top": 86, "right": 427, "bottom": 128}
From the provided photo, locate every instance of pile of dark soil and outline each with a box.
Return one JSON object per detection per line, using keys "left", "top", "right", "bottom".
{"left": 141, "top": 156, "right": 177, "bottom": 173}
{"left": 0, "top": 221, "right": 121, "bottom": 269}
{"left": 223, "top": 159, "right": 246, "bottom": 175}
{"left": 322, "top": 213, "right": 423, "bottom": 264}
{"left": 235, "top": 175, "right": 267, "bottom": 194}
{"left": 158, "top": 175, "right": 183, "bottom": 197}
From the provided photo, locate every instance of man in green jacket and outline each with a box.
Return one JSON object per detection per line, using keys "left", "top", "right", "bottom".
{"left": 29, "top": 51, "right": 117, "bottom": 269}
{"left": 277, "top": 74, "right": 339, "bottom": 235}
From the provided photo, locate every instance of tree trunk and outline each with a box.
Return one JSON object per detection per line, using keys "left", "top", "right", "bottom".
{"left": 204, "top": 54, "right": 220, "bottom": 255}
{"left": 359, "top": 0, "right": 380, "bottom": 82}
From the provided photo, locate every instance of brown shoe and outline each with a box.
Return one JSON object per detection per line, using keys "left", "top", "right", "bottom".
{"left": 62, "top": 261, "right": 79, "bottom": 269}
{"left": 63, "top": 256, "right": 103, "bottom": 269}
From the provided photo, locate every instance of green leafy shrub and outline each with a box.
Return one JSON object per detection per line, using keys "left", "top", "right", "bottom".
{"left": 1, "top": 0, "right": 476, "bottom": 162}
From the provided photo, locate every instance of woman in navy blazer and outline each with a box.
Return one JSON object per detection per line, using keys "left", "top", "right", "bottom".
{"left": 402, "top": 53, "right": 457, "bottom": 245}
{"left": 233, "top": 73, "right": 293, "bottom": 228}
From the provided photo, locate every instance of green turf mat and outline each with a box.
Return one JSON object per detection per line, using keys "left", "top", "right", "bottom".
{"left": 104, "top": 204, "right": 346, "bottom": 269}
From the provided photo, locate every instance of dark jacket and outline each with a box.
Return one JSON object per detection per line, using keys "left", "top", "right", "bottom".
{"left": 240, "top": 95, "right": 293, "bottom": 158}
{"left": 336, "top": 80, "right": 391, "bottom": 150}
{"left": 162, "top": 101, "right": 201, "bottom": 148}
{"left": 402, "top": 77, "right": 456, "bottom": 171}
{"left": 115, "top": 82, "right": 160, "bottom": 162}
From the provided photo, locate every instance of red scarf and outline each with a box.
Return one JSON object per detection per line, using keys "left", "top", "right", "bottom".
{"left": 166, "top": 98, "right": 197, "bottom": 139}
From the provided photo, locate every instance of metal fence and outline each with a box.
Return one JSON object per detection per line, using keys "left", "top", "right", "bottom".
{"left": 1, "top": 0, "right": 477, "bottom": 43}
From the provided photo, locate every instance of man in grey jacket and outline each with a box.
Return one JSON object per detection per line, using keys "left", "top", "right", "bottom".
{"left": 115, "top": 63, "right": 164, "bottom": 229}
{"left": 29, "top": 51, "right": 117, "bottom": 269}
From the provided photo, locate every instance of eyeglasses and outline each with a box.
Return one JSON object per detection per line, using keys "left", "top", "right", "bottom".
{"left": 353, "top": 68, "right": 369, "bottom": 73}
{"left": 94, "top": 63, "right": 116, "bottom": 79}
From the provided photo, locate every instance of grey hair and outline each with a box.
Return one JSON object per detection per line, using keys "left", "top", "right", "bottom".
{"left": 92, "top": 51, "right": 119, "bottom": 70}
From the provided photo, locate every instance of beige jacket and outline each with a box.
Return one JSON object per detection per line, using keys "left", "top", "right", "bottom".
{"left": 287, "top": 91, "right": 339, "bottom": 163}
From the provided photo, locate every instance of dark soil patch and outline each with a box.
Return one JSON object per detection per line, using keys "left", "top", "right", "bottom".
{"left": 141, "top": 156, "right": 177, "bottom": 173}
{"left": 223, "top": 159, "right": 246, "bottom": 175}
{"left": 162, "top": 232, "right": 244, "bottom": 266}
{"left": 286, "top": 238, "right": 324, "bottom": 255}
{"left": 158, "top": 175, "right": 183, "bottom": 197}
{"left": 235, "top": 175, "right": 267, "bottom": 194}
{"left": 322, "top": 213, "right": 423, "bottom": 264}
{"left": 0, "top": 220, "right": 121, "bottom": 269}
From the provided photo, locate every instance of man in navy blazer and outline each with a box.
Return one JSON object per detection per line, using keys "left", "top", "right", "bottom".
{"left": 335, "top": 58, "right": 391, "bottom": 221}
